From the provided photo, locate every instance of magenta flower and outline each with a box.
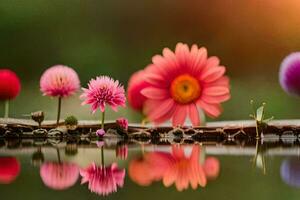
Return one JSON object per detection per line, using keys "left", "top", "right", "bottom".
{"left": 40, "top": 65, "right": 80, "bottom": 125}
{"left": 279, "top": 52, "right": 300, "bottom": 96}
{"left": 81, "top": 76, "right": 126, "bottom": 129}
{"left": 116, "top": 117, "right": 128, "bottom": 130}
{"left": 40, "top": 162, "right": 79, "bottom": 190}
{"left": 81, "top": 76, "right": 126, "bottom": 113}
{"left": 96, "top": 129, "right": 105, "bottom": 137}
{"left": 80, "top": 162, "right": 125, "bottom": 196}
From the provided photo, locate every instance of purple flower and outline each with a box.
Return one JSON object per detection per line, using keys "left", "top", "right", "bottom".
{"left": 96, "top": 129, "right": 105, "bottom": 137}
{"left": 116, "top": 117, "right": 128, "bottom": 130}
{"left": 280, "top": 158, "right": 300, "bottom": 188}
{"left": 279, "top": 52, "right": 300, "bottom": 96}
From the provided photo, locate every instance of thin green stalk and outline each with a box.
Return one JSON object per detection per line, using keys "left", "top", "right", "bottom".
{"left": 101, "top": 110, "right": 105, "bottom": 129}
{"left": 4, "top": 100, "right": 9, "bottom": 118}
{"left": 56, "top": 97, "right": 62, "bottom": 126}
{"left": 56, "top": 148, "right": 61, "bottom": 163}
{"left": 101, "top": 146, "right": 104, "bottom": 166}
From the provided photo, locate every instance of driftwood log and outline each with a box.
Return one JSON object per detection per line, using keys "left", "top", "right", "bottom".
{"left": 1, "top": 118, "right": 300, "bottom": 141}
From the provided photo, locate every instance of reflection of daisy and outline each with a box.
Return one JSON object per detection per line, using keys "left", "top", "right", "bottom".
{"left": 129, "top": 145, "right": 211, "bottom": 191}
{"left": 162, "top": 145, "right": 207, "bottom": 191}
{"left": 40, "top": 162, "right": 79, "bottom": 190}
{"left": 80, "top": 163, "right": 125, "bottom": 196}
{"left": 141, "top": 43, "right": 230, "bottom": 126}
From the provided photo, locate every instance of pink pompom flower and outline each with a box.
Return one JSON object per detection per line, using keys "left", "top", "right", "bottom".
{"left": 40, "top": 65, "right": 80, "bottom": 126}
{"left": 40, "top": 162, "right": 79, "bottom": 190}
{"left": 0, "top": 69, "right": 21, "bottom": 118}
{"left": 80, "top": 162, "right": 125, "bottom": 196}
{"left": 81, "top": 76, "right": 126, "bottom": 129}
{"left": 116, "top": 117, "right": 128, "bottom": 130}
{"left": 141, "top": 43, "right": 230, "bottom": 126}
{"left": 40, "top": 65, "right": 80, "bottom": 98}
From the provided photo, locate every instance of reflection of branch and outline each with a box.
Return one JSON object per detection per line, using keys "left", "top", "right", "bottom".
{"left": 252, "top": 139, "right": 266, "bottom": 174}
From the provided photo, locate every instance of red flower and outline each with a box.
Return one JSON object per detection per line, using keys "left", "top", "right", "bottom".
{"left": 0, "top": 157, "right": 21, "bottom": 184}
{"left": 0, "top": 69, "right": 21, "bottom": 100}
{"left": 127, "top": 70, "right": 151, "bottom": 111}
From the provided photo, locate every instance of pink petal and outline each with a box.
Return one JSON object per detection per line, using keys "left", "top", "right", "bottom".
{"left": 172, "top": 105, "right": 188, "bottom": 126}
{"left": 140, "top": 87, "right": 169, "bottom": 100}
{"left": 201, "top": 93, "right": 231, "bottom": 104}
{"left": 199, "top": 56, "right": 220, "bottom": 77}
{"left": 172, "top": 145, "right": 185, "bottom": 159}
{"left": 200, "top": 66, "right": 226, "bottom": 83}
{"left": 153, "top": 103, "right": 176, "bottom": 124}
{"left": 147, "top": 99, "right": 176, "bottom": 121}
{"left": 189, "top": 46, "right": 207, "bottom": 75}
{"left": 197, "top": 100, "right": 222, "bottom": 118}
{"left": 202, "top": 86, "right": 230, "bottom": 96}
{"left": 203, "top": 76, "right": 230, "bottom": 88}
{"left": 188, "top": 104, "right": 200, "bottom": 126}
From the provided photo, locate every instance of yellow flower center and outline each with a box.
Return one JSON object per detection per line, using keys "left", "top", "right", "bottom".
{"left": 170, "top": 74, "right": 201, "bottom": 104}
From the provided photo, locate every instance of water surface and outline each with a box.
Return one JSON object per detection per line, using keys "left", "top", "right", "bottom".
{"left": 0, "top": 138, "right": 299, "bottom": 200}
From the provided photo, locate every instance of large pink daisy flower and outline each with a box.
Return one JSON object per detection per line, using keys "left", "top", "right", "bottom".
{"left": 141, "top": 43, "right": 230, "bottom": 126}
{"left": 80, "top": 76, "right": 126, "bottom": 113}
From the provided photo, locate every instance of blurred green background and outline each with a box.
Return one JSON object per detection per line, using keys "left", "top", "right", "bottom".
{"left": 1, "top": 0, "right": 300, "bottom": 121}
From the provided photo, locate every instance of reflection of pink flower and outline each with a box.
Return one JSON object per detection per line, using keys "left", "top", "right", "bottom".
{"left": 80, "top": 162, "right": 125, "bottom": 196}
{"left": 141, "top": 43, "right": 230, "bottom": 126}
{"left": 129, "top": 145, "right": 220, "bottom": 191}
{"left": 203, "top": 157, "right": 220, "bottom": 180}
{"left": 40, "top": 162, "right": 79, "bottom": 190}
{"left": 127, "top": 70, "right": 151, "bottom": 111}
{"left": 116, "top": 117, "right": 128, "bottom": 130}
{"left": 116, "top": 145, "right": 128, "bottom": 160}
{"left": 40, "top": 65, "right": 80, "bottom": 98}
{"left": 81, "top": 76, "right": 126, "bottom": 113}
{"left": 0, "top": 157, "right": 21, "bottom": 184}
{"left": 162, "top": 145, "right": 207, "bottom": 191}
{"left": 0, "top": 69, "right": 21, "bottom": 100}
{"left": 128, "top": 152, "right": 172, "bottom": 186}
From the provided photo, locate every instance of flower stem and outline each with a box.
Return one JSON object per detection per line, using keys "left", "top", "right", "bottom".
{"left": 101, "top": 146, "right": 105, "bottom": 166}
{"left": 101, "top": 110, "right": 105, "bottom": 129}
{"left": 56, "top": 97, "right": 62, "bottom": 126}
{"left": 56, "top": 148, "right": 61, "bottom": 163}
{"left": 4, "top": 100, "right": 9, "bottom": 118}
